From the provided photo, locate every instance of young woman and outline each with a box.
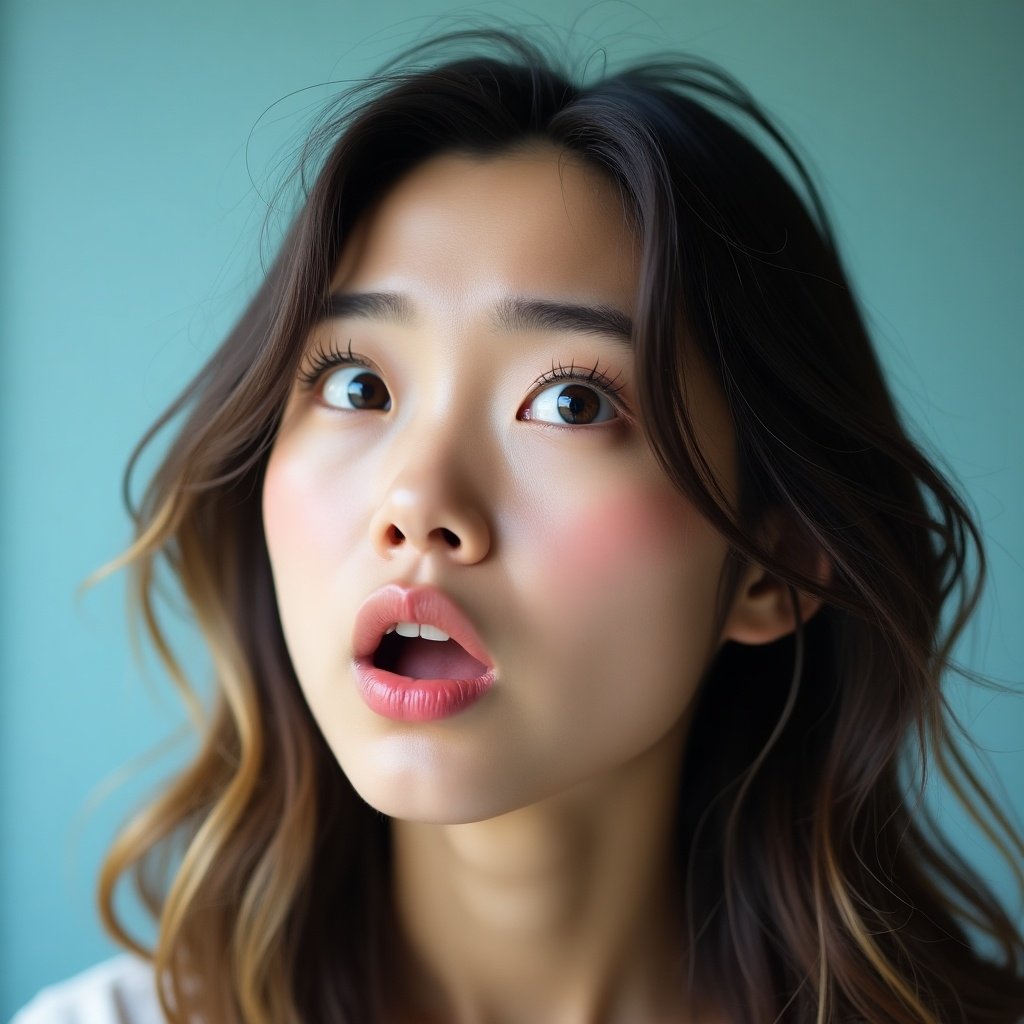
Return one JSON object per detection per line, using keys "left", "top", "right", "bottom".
{"left": 15, "top": 30, "right": 1024, "bottom": 1024}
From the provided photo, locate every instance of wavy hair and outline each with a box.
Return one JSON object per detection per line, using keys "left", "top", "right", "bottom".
{"left": 92, "top": 29, "right": 1024, "bottom": 1024}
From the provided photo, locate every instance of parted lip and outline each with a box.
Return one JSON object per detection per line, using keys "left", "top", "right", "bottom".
{"left": 352, "top": 584, "right": 495, "bottom": 669}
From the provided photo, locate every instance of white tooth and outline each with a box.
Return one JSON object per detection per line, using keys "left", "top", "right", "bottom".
{"left": 385, "top": 625, "right": 396, "bottom": 634}
{"left": 395, "top": 622, "right": 419, "bottom": 637}
{"left": 420, "top": 624, "right": 450, "bottom": 641}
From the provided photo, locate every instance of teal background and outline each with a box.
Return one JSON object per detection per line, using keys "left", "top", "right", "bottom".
{"left": 2, "top": 0, "right": 1021, "bottom": 1014}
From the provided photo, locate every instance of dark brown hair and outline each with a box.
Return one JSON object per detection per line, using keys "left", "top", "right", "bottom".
{"left": 95, "top": 29, "right": 1024, "bottom": 1023}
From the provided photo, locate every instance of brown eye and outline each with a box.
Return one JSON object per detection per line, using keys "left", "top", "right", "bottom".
{"left": 556, "top": 384, "right": 601, "bottom": 424}
{"left": 322, "top": 366, "right": 392, "bottom": 411}
{"left": 523, "top": 381, "right": 616, "bottom": 426}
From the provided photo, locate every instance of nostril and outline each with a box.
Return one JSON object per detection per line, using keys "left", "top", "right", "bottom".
{"left": 382, "top": 523, "right": 463, "bottom": 549}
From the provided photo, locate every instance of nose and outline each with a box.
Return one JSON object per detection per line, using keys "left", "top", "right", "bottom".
{"left": 368, "top": 436, "right": 492, "bottom": 566}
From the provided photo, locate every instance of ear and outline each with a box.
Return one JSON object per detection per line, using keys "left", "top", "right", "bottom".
{"left": 720, "top": 509, "right": 832, "bottom": 646}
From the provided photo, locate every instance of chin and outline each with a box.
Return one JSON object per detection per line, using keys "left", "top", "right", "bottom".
{"left": 341, "top": 759, "right": 542, "bottom": 826}
{"left": 354, "top": 786, "right": 521, "bottom": 826}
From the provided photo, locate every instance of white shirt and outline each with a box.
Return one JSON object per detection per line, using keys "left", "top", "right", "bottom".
{"left": 11, "top": 954, "right": 164, "bottom": 1024}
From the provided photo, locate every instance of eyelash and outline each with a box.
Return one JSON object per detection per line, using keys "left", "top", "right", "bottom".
{"left": 296, "top": 339, "right": 375, "bottom": 388}
{"left": 529, "top": 358, "right": 627, "bottom": 404}
{"left": 297, "top": 342, "right": 631, "bottom": 420}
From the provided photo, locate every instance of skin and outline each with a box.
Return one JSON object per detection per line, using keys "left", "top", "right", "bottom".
{"left": 262, "top": 147, "right": 826, "bottom": 1024}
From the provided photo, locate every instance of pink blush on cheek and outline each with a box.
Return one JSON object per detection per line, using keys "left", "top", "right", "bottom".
{"left": 262, "top": 452, "right": 363, "bottom": 573}
{"left": 547, "top": 487, "right": 703, "bottom": 590}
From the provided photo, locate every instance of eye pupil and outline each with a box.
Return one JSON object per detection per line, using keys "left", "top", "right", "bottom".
{"left": 557, "top": 385, "right": 600, "bottom": 424}
{"left": 347, "top": 371, "right": 388, "bottom": 409}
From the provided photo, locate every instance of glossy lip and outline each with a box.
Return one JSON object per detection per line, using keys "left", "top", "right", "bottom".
{"left": 352, "top": 584, "right": 496, "bottom": 722}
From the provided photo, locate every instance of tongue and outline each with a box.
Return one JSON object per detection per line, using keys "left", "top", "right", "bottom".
{"left": 393, "top": 637, "right": 487, "bottom": 680}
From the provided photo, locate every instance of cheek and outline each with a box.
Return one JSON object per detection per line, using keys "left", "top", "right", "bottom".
{"left": 546, "top": 485, "right": 704, "bottom": 593}
{"left": 263, "top": 451, "right": 313, "bottom": 573}
{"left": 510, "top": 481, "right": 724, "bottom": 776}
{"left": 261, "top": 442, "right": 366, "bottom": 659}
{"left": 526, "top": 481, "right": 726, "bottom": 686}
{"left": 263, "top": 443, "right": 361, "bottom": 567}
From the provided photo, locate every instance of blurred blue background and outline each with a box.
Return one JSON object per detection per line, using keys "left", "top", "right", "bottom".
{"left": 2, "top": 0, "right": 1022, "bottom": 1014}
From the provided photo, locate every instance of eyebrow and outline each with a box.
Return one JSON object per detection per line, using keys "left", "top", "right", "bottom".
{"left": 492, "top": 296, "right": 633, "bottom": 346}
{"left": 317, "top": 290, "right": 634, "bottom": 347}
{"left": 320, "top": 290, "right": 413, "bottom": 324}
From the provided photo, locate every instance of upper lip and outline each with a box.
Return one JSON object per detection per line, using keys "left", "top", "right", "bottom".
{"left": 352, "top": 584, "right": 494, "bottom": 669}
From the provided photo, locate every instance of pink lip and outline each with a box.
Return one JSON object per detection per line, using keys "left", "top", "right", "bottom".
{"left": 352, "top": 584, "right": 495, "bottom": 722}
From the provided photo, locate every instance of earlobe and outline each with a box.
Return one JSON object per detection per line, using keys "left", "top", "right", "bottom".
{"left": 720, "top": 514, "right": 832, "bottom": 647}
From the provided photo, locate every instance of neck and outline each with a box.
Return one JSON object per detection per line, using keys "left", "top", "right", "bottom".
{"left": 387, "top": 719, "right": 692, "bottom": 1024}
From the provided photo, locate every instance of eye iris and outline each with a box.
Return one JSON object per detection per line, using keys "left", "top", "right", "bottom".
{"left": 557, "top": 384, "right": 600, "bottom": 424}
{"left": 348, "top": 372, "right": 387, "bottom": 409}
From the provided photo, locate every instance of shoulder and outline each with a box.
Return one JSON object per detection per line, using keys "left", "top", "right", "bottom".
{"left": 10, "top": 953, "right": 164, "bottom": 1024}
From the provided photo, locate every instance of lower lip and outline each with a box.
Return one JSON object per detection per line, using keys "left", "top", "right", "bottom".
{"left": 353, "top": 658, "right": 495, "bottom": 722}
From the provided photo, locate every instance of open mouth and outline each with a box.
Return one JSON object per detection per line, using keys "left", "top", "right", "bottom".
{"left": 372, "top": 632, "right": 488, "bottom": 680}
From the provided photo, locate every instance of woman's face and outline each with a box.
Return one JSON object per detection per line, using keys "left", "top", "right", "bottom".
{"left": 262, "top": 146, "right": 740, "bottom": 823}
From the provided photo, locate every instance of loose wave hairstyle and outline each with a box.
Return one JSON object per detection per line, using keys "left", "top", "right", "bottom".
{"left": 94, "top": 29, "right": 1024, "bottom": 1024}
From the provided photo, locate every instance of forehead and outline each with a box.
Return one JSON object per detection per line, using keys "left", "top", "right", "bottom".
{"left": 332, "top": 146, "right": 639, "bottom": 310}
